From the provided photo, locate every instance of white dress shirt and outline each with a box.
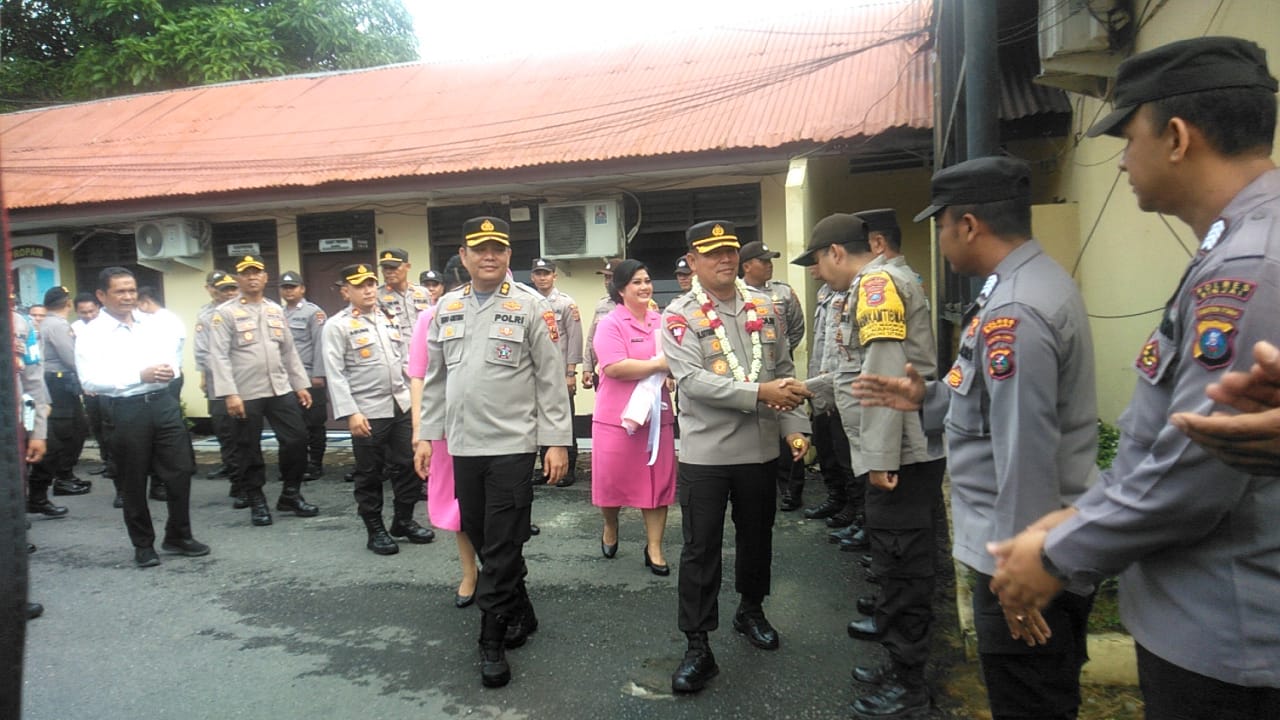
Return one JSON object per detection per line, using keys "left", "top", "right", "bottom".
{"left": 75, "top": 310, "right": 181, "bottom": 397}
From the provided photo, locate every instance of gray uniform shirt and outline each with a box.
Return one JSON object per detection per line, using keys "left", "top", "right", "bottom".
{"left": 209, "top": 297, "right": 308, "bottom": 401}
{"left": 928, "top": 240, "right": 1098, "bottom": 578}
{"left": 583, "top": 294, "right": 614, "bottom": 376}
{"left": 39, "top": 313, "right": 76, "bottom": 374}
{"left": 538, "top": 286, "right": 584, "bottom": 369}
{"left": 322, "top": 305, "right": 409, "bottom": 420}
{"left": 1044, "top": 169, "right": 1280, "bottom": 688}
{"left": 285, "top": 299, "right": 327, "bottom": 378}
{"left": 419, "top": 281, "right": 572, "bottom": 455}
{"left": 661, "top": 286, "right": 808, "bottom": 465}
{"left": 379, "top": 282, "right": 432, "bottom": 342}
{"left": 748, "top": 279, "right": 805, "bottom": 351}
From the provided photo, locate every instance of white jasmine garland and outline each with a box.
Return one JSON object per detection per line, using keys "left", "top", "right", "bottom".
{"left": 691, "top": 276, "right": 764, "bottom": 383}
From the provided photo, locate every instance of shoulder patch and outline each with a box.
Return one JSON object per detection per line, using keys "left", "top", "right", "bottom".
{"left": 1193, "top": 318, "right": 1236, "bottom": 370}
{"left": 542, "top": 310, "right": 560, "bottom": 342}
{"left": 981, "top": 317, "right": 1018, "bottom": 337}
{"left": 1136, "top": 334, "right": 1160, "bottom": 378}
{"left": 665, "top": 314, "right": 688, "bottom": 345}
{"left": 987, "top": 347, "right": 1015, "bottom": 380}
{"left": 855, "top": 271, "right": 906, "bottom": 344}
{"left": 1193, "top": 278, "right": 1255, "bottom": 305}
{"left": 314, "top": 311, "right": 326, "bottom": 324}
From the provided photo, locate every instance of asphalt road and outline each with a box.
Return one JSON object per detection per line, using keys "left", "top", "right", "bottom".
{"left": 21, "top": 447, "right": 964, "bottom": 720}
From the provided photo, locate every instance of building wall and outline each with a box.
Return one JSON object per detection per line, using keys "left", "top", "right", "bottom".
{"left": 1049, "top": 0, "right": 1280, "bottom": 421}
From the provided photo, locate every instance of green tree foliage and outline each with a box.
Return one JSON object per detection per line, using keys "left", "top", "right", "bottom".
{"left": 0, "top": 0, "right": 418, "bottom": 111}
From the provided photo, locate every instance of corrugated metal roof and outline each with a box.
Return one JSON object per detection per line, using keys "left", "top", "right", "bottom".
{"left": 0, "top": 1, "right": 933, "bottom": 211}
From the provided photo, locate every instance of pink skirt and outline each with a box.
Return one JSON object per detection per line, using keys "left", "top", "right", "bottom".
{"left": 426, "top": 438, "right": 461, "bottom": 532}
{"left": 590, "top": 421, "right": 676, "bottom": 509}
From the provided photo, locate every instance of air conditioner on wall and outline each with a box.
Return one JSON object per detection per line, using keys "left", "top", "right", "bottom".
{"left": 1036, "top": 0, "right": 1131, "bottom": 97}
{"left": 538, "top": 199, "right": 624, "bottom": 260}
{"left": 134, "top": 217, "right": 211, "bottom": 270}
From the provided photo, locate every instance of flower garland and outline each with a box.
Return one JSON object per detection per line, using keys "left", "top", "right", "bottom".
{"left": 691, "top": 276, "right": 764, "bottom": 382}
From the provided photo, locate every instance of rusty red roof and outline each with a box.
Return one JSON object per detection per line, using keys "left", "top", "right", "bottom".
{"left": 0, "top": 1, "right": 933, "bottom": 211}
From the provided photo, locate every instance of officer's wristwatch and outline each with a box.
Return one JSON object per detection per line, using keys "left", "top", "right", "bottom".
{"left": 1040, "top": 548, "right": 1070, "bottom": 583}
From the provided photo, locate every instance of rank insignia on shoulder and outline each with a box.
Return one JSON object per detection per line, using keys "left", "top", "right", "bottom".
{"left": 1193, "top": 318, "right": 1235, "bottom": 370}
{"left": 542, "top": 310, "right": 559, "bottom": 342}
{"left": 503, "top": 300, "right": 523, "bottom": 311}
{"left": 987, "top": 347, "right": 1014, "bottom": 380}
{"left": 1136, "top": 335, "right": 1160, "bottom": 378}
{"left": 666, "top": 315, "right": 688, "bottom": 344}
{"left": 446, "top": 300, "right": 464, "bottom": 311}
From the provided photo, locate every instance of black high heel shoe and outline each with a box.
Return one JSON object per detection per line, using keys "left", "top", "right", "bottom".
{"left": 644, "top": 546, "right": 670, "bottom": 576}
{"left": 601, "top": 536, "right": 618, "bottom": 559}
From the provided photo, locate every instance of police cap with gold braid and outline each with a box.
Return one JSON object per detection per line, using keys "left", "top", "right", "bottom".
{"left": 686, "top": 220, "right": 740, "bottom": 254}
{"left": 378, "top": 248, "right": 409, "bottom": 267}
{"left": 462, "top": 216, "right": 511, "bottom": 247}
{"left": 341, "top": 264, "right": 379, "bottom": 285}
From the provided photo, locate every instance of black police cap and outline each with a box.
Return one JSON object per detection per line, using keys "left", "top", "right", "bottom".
{"left": 791, "top": 214, "right": 869, "bottom": 267}
{"left": 853, "top": 208, "right": 900, "bottom": 234}
{"left": 1088, "top": 36, "right": 1278, "bottom": 138}
{"left": 686, "top": 220, "right": 739, "bottom": 253}
{"left": 279, "top": 271, "right": 303, "bottom": 286}
{"left": 913, "top": 156, "right": 1031, "bottom": 223}
{"left": 462, "top": 217, "right": 511, "bottom": 247}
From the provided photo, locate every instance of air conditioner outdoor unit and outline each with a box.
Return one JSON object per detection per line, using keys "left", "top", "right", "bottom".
{"left": 1036, "top": 0, "right": 1131, "bottom": 97}
{"left": 135, "top": 217, "right": 211, "bottom": 270}
{"left": 538, "top": 200, "right": 624, "bottom": 260}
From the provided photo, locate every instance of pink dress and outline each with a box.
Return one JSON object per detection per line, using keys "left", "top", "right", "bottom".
{"left": 408, "top": 308, "right": 460, "bottom": 532}
{"left": 590, "top": 304, "right": 676, "bottom": 509}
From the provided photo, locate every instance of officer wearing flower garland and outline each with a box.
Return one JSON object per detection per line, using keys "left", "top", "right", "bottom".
{"left": 415, "top": 216, "right": 572, "bottom": 689}
{"left": 661, "top": 220, "right": 811, "bottom": 694}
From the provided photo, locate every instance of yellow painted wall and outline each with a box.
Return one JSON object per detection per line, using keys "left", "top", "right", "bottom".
{"left": 1050, "top": 0, "right": 1280, "bottom": 420}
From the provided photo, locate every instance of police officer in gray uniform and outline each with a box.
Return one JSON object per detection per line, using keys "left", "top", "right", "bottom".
{"left": 195, "top": 271, "right": 241, "bottom": 498}
{"left": 324, "top": 264, "right": 434, "bottom": 555}
{"left": 985, "top": 38, "right": 1280, "bottom": 718}
{"left": 376, "top": 248, "right": 432, "bottom": 343}
{"left": 795, "top": 213, "right": 944, "bottom": 718}
{"left": 861, "top": 157, "right": 1099, "bottom": 719}
{"left": 16, "top": 309, "right": 57, "bottom": 517}
{"left": 739, "top": 240, "right": 808, "bottom": 510}
{"left": 801, "top": 279, "right": 859, "bottom": 535}
{"left": 210, "top": 255, "right": 320, "bottom": 527}
{"left": 415, "top": 216, "right": 572, "bottom": 689}
{"left": 280, "top": 271, "right": 329, "bottom": 480}
{"left": 529, "top": 258, "right": 584, "bottom": 487}
{"left": 30, "top": 286, "right": 90, "bottom": 499}
{"left": 581, "top": 257, "right": 621, "bottom": 390}
{"left": 662, "top": 220, "right": 811, "bottom": 695}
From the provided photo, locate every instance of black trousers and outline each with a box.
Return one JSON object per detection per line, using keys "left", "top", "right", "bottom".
{"left": 538, "top": 391, "right": 577, "bottom": 480}
{"left": 676, "top": 461, "right": 776, "bottom": 633}
{"left": 812, "top": 410, "right": 855, "bottom": 505}
{"left": 303, "top": 388, "right": 328, "bottom": 468}
{"left": 83, "top": 393, "right": 112, "bottom": 469}
{"left": 101, "top": 391, "right": 195, "bottom": 548}
{"left": 31, "top": 373, "right": 88, "bottom": 491}
{"left": 1137, "top": 643, "right": 1280, "bottom": 720}
{"left": 351, "top": 409, "right": 417, "bottom": 516}
{"left": 233, "top": 394, "right": 307, "bottom": 494}
{"left": 775, "top": 438, "right": 804, "bottom": 500}
{"left": 864, "top": 458, "right": 945, "bottom": 671}
{"left": 207, "top": 398, "right": 239, "bottom": 483}
{"left": 453, "top": 453, "right": 536, "bottom": 618}
{"left": 973, "top": 572, "right": 1094, "bottom": 720}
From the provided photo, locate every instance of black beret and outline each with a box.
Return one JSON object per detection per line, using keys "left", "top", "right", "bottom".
{"left": 1088, "top": 36, "right": 1278, "bottom": 138}
{"left": 913, "top": 156, "right": 1031, "bottom": 222}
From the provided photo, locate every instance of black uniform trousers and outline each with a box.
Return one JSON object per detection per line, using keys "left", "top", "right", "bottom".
{"left": 538, "top": 390, "right": 577, "bottom": 481}
{"left": 972, "top": 572, "right": 1094, "bottom": 720}
{"left": 676, "top": 461, "right": 776, "bottom": 633}
{"left": 232, "top": 393, "right": 307, "bottom": 495}
{"left": 351, "top": 408, "right": 417, "bottom": 516}
{"left": 812, "top": 409, "right": 857, "bottom": 506}
{"left": 303, "top": 389, "right": 328, "bottom": 470}
{"left": 774, "top": 438, "right": 805, "bottom": 500}
{"left": 30, "top": 372, "right": 88, "bottom": 491}
{"left": 864, "top": 457, "right": 945, "bottom": 672}
{"left": 83, "top": 393, "right": 113, "bottom": 472}
{"left": 1136, "top": 643, "right": 1280, "bottom": 720}
{"left": 453, "top": 453, "right": 536, "bottom": 618}
{"left": 101, "top": 390, "right": 195, "bottom": 548}
{"left": 207, "top": 397, "right": 239, "bottom": 485}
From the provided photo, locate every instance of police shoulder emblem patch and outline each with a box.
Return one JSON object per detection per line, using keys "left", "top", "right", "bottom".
{"left": 1193, "top": 318, "right": 1235, "bottom": 370}
{"left": 946, "top": 365, "right": 964, "bottom": 388}
{"left": 855, "top": 271, "right": 906, "bottom": 344}
{"left": 666, "top": 314, "right": 688, "bottom": 345}
{"left": 542, "top": 310, "right": 559, "bottom": 342}
{"left": 987, "top": 347, "right": 1015, "bottom": 380}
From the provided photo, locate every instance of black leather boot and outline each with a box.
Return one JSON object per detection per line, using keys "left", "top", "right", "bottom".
{"left": 857, "top": 594, "right": 877, "bottom": 616}
{"left": 276, "top": 483, "right": 319, "bottom": 517}
{"left": 850, "top": 664, "right": 929, "bottom": 719}
{"left": 804, "top": 497, "right": 843, "bottom": 520}
{"left": 479, "top": 612, "right": 511, "bottom": 688}
{"left": 671, "top": 631, "right": 719, "bottom": 694}
{"left": 249, "top": 493, "right": 273, "bottom": 526}
{"left": 388, "top": 502, "right": 435, "bottom": 544}
{"left": 504, "top": 582, "right": 539, "bottom": 649}
{"left": 362, "top": 514, "right": 400, "bottom": 555}
{"left": 732, "top": 598, "right": 779, "bottom": 650}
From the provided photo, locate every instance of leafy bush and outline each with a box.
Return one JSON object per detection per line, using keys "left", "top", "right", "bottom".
{"left": 1097, "top": 419, "right": 1119, "bottom": 470}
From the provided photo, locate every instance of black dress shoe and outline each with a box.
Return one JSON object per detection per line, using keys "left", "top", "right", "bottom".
{"left": 852, "top": 664, "right": 894, "bottom": 685}
{"left": 343, "top": 471, "right": 355, "bottom": 482}
{"left": 27, "top": 543, "right": 36, "bottom": 554}
{"left": 27, "top": 499, "right": 68, "bottom": 517}
{"left": 276, "top": 492, "right": 319, "bottom": 517}
{"left": 779, "top": 495, "right": 803, "bottom": 511}
{"left": 52, "top": 480, "right": 91, "bottom": 496}
{"left": 850, "top": 679, "right": 929, "bottom": 719}
{"left": 112, "top": 493, "right": 125, "bottom": 509}
{"left": 826, "top": 511, "right": 856, "bottom": 528}
{"left": 857, "top": 594, "right": 877, "bottom": 617}
{"left": 601, "top": 537, "right": 618, "bottom": 558}
{"left": 206, "top": 465, "right": 229, "bottom": 479}
{"left": 232, "top": 494, "right": 251, "bottom": 509}
{"left": 840, "top": 527, "right": 870, "bottom": 551}
{"left": 847, "top": 617, "right": 884, "bottom": 641}
{"left": 554, "top": 475, "right": 576, "bottom": 488}
{"left": 26, "top": 602, "right": 44, "bottom": 620}
{"left": 529, "top": 523, "right": 540, "bottom": 536}
{"left": 643, "top": 547, "right": 669, "bottom": 576}
{"left": 829, "top": 524, "right": 858, "bottom": 544}
{"left": 90, "top": 465, "right": 108, "bottom": 475}
{"left": 732, "top": 608, "right": 779, "bottom": 650}
{"left": 135, "top": 547, "right": 160, "bottom": 568}
{"left": 804, "top": 498, "right": 842, "bottom": 520}
{"left": 161, "top": 538, "right": 211, "bottom": 557}
{"left": 250, "top": 496, "right": 273, "bottom": 526}
{"left": 58, "top": 474, "right": 90, "bottom": 488}
{"left": 671, "top": 644, "right": 719, "bottom": 694}
{"left": 455, "top": 593, "right": 475, "bottom": 609}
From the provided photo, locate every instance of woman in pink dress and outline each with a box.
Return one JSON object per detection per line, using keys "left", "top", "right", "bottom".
{"left": 409, "top": 268, "right": 479, "bottom": 608}
{"left": 590, "top": 259, "right": 676, "bottom": 575}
